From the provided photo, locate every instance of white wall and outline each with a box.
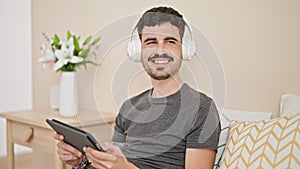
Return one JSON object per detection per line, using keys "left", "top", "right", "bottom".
{"left": 0, "top": 0, "right": 32, "bottom": 157}
{"left": 32, "top": 0, "right": 300, "bottom": 117}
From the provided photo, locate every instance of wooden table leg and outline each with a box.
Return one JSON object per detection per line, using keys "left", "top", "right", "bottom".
{"left": 7, "top": 120, "right": 14, "bottom": 169}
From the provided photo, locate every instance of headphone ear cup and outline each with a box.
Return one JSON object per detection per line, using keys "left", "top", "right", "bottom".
{"left": 182, "top": 38, "right": 196, "bottom": 61}
{"left": 127, "top": 38, "right": 142, "bottom": 62}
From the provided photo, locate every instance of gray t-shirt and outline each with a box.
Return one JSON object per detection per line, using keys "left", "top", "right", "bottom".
{"left": 112, "top": 83, "right": 220, "bottom": 169}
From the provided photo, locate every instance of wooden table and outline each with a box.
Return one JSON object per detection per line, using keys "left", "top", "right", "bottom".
{"left": 0, "top": 109, "right": 116, "bottom": 169}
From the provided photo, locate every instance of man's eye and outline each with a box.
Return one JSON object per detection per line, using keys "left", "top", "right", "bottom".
{"left": 167, "top": 40, "right": 176, "bottom": 44}
{"left": 145, "top": 41, "right": 156, "bottom": 45}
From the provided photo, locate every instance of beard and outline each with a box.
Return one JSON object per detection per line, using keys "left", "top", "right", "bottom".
{"left": 142, "top": 53, "right": 182, "bottom": 80}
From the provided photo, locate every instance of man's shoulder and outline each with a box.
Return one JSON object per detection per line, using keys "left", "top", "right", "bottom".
{"left": 183, "top": 83, "right": 213, "bottom": 103}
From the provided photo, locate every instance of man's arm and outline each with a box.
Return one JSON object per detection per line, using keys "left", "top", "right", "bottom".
{"left": 185, "top": 148, "right": 216, "bottom": 169}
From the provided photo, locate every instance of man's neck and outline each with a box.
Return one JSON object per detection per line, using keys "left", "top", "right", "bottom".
{"left": 151, "top": 76, "right": 183, "bottom": 98}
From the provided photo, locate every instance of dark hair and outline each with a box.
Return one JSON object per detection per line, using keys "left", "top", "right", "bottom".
{"left": 136, "top": 6, "right": 185, "bottom": 40}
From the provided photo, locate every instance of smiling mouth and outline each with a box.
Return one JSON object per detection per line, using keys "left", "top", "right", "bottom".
{"left": 148, "top": 53, "right": 174, "bottom": 64}
{"left": 151, "top": 58, "right": 172, "bottom": 64}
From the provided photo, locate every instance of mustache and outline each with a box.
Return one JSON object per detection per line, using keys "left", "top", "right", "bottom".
{"left": 148, "top": 53, "right": 174, "bottom": 62}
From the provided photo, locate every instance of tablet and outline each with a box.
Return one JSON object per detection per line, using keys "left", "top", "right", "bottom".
{"left": 46, "top": 119, "right": 103, "bottom": 153}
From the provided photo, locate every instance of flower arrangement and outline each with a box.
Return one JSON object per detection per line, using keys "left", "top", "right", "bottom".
{"left": 38, "top": 31, "right": 101, "bottom": 72}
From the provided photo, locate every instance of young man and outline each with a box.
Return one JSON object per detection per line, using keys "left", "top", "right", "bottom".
{"left": 55, "top": 6, "right": 220, "bottom": 169}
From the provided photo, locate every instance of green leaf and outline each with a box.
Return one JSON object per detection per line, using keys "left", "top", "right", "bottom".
{"left": 83, "top": 35, "right": 92, "bottom": 45}
{"left": 85, "top": 60, "right": 100, "bottom": 66}
{"left": 79, "top": 46, "right": 91, "bottom": 58}
{"left": 67, "top": 30, "right": 72, "bottom": 40}
{"left": 91, "top": 37, "right": 101, "bottom": 45}
{"left": 54, "top": 34, "right": 60, "bottom": 48}
{"left": 84, "top": 61, "right": 87, "bottom": 69}
{"left": 73, "top": 35, "right": 80, "bottom": 55}
{"left": 67, "top": 63, "right": 75, "bottom": 71}
{"left": 60, "top": 63, "right": 75, "bottom": 71}
{"left": 75, "top": 60, "right": 100, "bottom": 70}
{"left": 75, "top": 61, "right": 86, "bottom": 70}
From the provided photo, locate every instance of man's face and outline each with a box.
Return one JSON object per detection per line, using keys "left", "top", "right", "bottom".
{"left": 141, "top": 22, "right": 182, "bottom": 80}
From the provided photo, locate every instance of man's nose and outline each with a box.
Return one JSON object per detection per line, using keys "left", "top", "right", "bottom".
{"left": 155, "top": 41, "right": 166, "bottom": 54}
{"left": 157, "top": 41, "right": 165, "bottom": 50}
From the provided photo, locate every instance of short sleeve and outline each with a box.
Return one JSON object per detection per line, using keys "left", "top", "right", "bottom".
{"left": 112, "top": 113, "right": 126, "bottom": 143}
{"left": 186, "top": 98, "right": 221, "bottom": 150}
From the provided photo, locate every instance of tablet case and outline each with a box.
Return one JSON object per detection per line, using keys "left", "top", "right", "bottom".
{"left": 46, "top": 119, "right": 103, "bottom": 153}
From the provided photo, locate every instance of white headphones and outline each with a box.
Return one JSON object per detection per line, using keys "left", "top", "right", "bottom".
{"left": 127, "top": 18, "right": 196, "bottom": 62}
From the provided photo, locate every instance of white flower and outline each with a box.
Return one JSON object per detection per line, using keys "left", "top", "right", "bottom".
{"left": 39, "top": 31, "right": 100, "bottom": 72}
{"left": 54, "top": 37, "right": 83, "bottom": 71}
{"left": 38, "top": 43, "right": 55, "bottom": 68}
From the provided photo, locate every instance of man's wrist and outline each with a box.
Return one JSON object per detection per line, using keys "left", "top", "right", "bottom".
{"left": 72, "top": 157, "right": 90, "bottom": 169}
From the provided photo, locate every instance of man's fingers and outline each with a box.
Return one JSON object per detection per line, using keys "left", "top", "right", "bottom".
{"left": 84, "top": 147, "right": 117, "bottom": 162}
{"left": 84, "top": 147, "right": 120, "bottom": 169}
{"left": 57, "top": 141, "right": 82, "bottom": 157}
{"left": 58, "top": 153, "right": 80, "bottom": 161}
{"left": 53, "top": 133, "right": 64, "bottom": 141}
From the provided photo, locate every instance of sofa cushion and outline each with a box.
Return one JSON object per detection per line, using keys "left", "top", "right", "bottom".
{"left": 214, "top": 109, "right": 272, "bottom": 169}
{"left": 220, "top": 113, "right": 300, "bottom": 169}
{"left": 280, "top": 93, "right": 300, "bottom": 116}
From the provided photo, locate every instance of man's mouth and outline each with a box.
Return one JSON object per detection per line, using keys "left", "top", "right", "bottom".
{"left": 148, "top": 53, "right": 174, "bottom": 64}
{"left": 151, "top": 58, "right": 172, "bottom": 64}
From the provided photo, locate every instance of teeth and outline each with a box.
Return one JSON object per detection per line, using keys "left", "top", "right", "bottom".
{"left": 154, "top": 60, "right": 169, "bottom": 64}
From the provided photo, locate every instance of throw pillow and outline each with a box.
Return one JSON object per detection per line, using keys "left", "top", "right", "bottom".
{"left": 220, "top": 114, "right": 300, "bottom": 169}
{"left": 214, "top": 109, "right": 272, "bottom": 169}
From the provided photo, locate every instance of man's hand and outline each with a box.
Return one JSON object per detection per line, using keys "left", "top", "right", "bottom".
{"left": 54, "top": 133, "right": 83, "bottom": 167}
{"left": 84, "top": 142, "right": 138, "bottom": 169}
